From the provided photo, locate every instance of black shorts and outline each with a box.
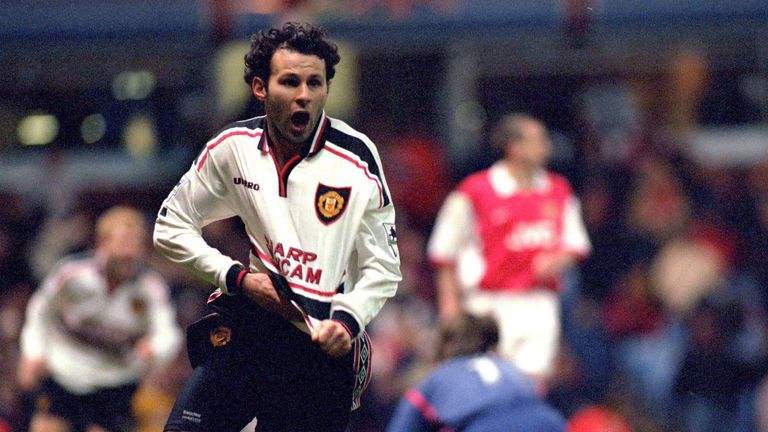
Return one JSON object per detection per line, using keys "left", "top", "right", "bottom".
{"left": 165, "top": 298, "right": 358, "bottom": 432}
{"left": 34, "top": 378, "right": 137, "bottom": 432}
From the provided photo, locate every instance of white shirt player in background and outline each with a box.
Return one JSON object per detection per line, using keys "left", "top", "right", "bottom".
{"left": 17, "top": 205, "right": 183, "bottom": 432}
{"left": 428, "top": 113, "right": 591, "bottom": 388}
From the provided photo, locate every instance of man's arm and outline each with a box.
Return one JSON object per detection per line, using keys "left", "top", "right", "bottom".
{"left": 137, "top": 273, "right": 183, "bottom": 367}
{"left": 154, "top": 145, "right": 296, "bottom": 321}
{"left": 533, "top": 195, "right": 592, "bottom": 282}
{"left": 327, "top": 186, "right": 402, "bottom": 341}
{"left": 153, "top": 159, "right": 241, "bottom": 292}
{"left": 427, "top": 190, "right": 475, "bottom": 321}
{"left": 435, "top": 265, "right": 463, "bottom": 321}
{"left": 154, "top": 141, "right": 260, "bottom": 290}
{"left": 18, "top": 282, "right": 52, "bottom": 391}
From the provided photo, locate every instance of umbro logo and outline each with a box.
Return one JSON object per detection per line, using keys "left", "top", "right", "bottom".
{"left": 233, "top": 177, "right": 260, "bottom": 191}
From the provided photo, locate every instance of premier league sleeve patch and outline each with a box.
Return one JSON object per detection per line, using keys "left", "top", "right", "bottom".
{"left": 316, "top": 184, "right": 351, "bottom": 225}
{"left": 383, "top": 223, "right": 398, "bottom": 257}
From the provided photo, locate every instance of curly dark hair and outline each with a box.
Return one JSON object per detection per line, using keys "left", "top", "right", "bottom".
{"left": 243, "top": 22, "right": 341, "bottom": 87}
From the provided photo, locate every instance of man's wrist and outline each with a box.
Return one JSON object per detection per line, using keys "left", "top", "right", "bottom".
{"left": 330, "top": 310, "right": 361, "bottom": 339}
{"left": 224, "top": 263, "right": 248, "bottom": 295}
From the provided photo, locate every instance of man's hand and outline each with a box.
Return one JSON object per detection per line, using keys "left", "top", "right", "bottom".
{"left": 312, "top": 320, "right": 352, "bottom": 358}
{"left": 133, "top": 337, "right": 154, "bottom": 364}
{"left": 240, "top": 272, "right": 303, "bottom": 321}
{"left": 532, "top": 251, "right": 577, "bottom": 282}
{"left": 436, "top": 266, "right": 463, "bottom": 322}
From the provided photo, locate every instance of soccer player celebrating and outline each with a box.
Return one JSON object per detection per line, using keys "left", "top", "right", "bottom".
{"left": 154, "top": 22, "right": 401, "bottom": 431}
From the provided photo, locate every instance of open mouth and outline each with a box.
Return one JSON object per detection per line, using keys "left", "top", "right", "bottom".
{"left": 290, "top": 111, "right": 310, "bottom": 129}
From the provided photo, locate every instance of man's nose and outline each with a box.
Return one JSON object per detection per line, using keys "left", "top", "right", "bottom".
{"left": 296, "top": 83, "right": 310, "bottom": 101}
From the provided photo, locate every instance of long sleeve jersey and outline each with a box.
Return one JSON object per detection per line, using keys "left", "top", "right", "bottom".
{"left": 154, "top": 112, "right": 401, "bottom": 337}
{"left": 19, "top": 252, "right": 182, "bottom": 394}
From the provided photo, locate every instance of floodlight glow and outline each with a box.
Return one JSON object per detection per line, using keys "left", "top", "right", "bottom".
{"left": 81, "top": 113, "right": 107, "bottom": 144}
{"left": 112, "top": 70, "right": 157, "bottom": 100}
{"left": 17, "top": 113, "right": 59, "bottom": 146}
{"left": 123, "top": 113, "right": 157, "bottom": 158}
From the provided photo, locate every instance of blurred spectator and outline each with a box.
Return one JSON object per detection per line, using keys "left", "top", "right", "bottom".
{"left": 649, "top": 222, "right": 736, "bottom": 317}
{"left": 16, "top": 206, "right": 182, "bottom": 432}
{"left": 673, "top": 296, "right": 768, "bottom": 432}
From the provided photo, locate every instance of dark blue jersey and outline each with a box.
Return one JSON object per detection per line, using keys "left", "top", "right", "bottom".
{"left": 386, "top": 354, "right": 566, "bottom": 432}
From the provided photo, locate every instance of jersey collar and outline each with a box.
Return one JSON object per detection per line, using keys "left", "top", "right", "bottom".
{"left": 489, "top": 161, "right": 550, "bottom": 196}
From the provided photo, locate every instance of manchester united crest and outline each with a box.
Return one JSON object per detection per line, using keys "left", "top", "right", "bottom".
{"left": 315, "top": 184, "right": 351, "bottom": 225}
{"left": 209, "top": 326, "right": 232, "bottom": 348}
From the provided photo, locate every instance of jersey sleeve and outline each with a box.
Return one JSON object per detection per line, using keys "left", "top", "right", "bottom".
{"left": 330, "top": 182, "right": 401, "bottom": 338}
{"left": 561, "top": 196, "right": 592, "bottom": 257}
{"left": 19, "top": 277, "right": 56, "bottom": 359}
{"left": 153, "top": 144, "right": 242, "bottom": 293}
{"left": 427, "top": 189, "right": 475, "bottom": 267}
{"left": 19, "top": 260, "right": 92, "bottom": 358}
{"left": 142, "top": 273, "right": 183, "bottom": 367}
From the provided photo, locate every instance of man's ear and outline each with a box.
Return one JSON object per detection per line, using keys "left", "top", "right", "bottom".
{"left": 252, "top": 77, "right": 267, "bottom": 101}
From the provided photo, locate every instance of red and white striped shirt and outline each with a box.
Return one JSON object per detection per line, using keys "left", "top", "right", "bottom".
{"left": 428, "top": 162, "right": 591, "bottom": 292}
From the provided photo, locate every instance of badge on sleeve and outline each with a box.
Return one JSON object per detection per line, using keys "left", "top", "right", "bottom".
{"left": 316, "top": 184, "right": 351, "bottom": 225}
{"left": 383, "top": 223, "right": 398, "bottom": 257}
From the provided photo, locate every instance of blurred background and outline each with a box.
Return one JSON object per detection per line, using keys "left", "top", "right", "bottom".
{"left": 1, "top": 1, "right": 768, "bottom": 431}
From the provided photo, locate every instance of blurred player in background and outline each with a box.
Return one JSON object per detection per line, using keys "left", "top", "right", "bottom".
{"left": 427, "top": 113, "right": 591, "bottom": 387}
{"left": 17, "top": 205, "right": 183, "bottom": 432}
{"left": 154, "top": 22, "right": 400, "bottom": 431}
{"left": 386, "top": 312, "right": 566, "bottom": 431}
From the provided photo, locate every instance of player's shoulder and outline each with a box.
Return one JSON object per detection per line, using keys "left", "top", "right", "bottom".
{"left": 52, "top": 251, "right": 97, "bottom": 276}
{"left": 325, "top": 116, "right": 379, "bottom": 153}
{"left": 136, "top": 267, "right": 172, "bottom": 300}
{"left": 545, "top": 171, "right": 574, "bottom": 194}
{"left": 206, "top": 115, "right": 266, "bottom": 146}
{"left": 326, "top": 116, "right": 369, "bottom": 140}
{"left": 44, "top": 252, "right": 101, "bottom": 291}
{"left": 457, "top": 168, "right": 492, "bottom": 193}
{"left": 194, "top": 116, "right": 266, "bottom": 168}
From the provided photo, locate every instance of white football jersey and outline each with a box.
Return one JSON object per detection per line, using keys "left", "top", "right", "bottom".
{"left": 20, "top": 253, "right": 182, "bottom": 394}
{"left": 154, "top": 112, "right": 401, "bottom": 337}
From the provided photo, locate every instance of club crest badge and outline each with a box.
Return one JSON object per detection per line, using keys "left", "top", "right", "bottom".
{"left": 316, "top": 184, "right": 351, "bottom": 225}
{"left": 209, "top": 326, "right": 232, "bottom": 348}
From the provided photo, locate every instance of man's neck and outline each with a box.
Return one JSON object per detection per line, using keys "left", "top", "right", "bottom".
{"left": 272, "top": 140, "right": 302, "bottom": 168}
{"left": 267, "top": 129, "right": 305, "bottom": 168}
{"left": 503, "top": 160, "right": 538, "bottom": 189}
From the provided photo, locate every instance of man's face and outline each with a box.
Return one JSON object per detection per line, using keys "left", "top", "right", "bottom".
{"left": 100, "top": 225, "right": 145, "bottom": 283}
{"left": 511, "top": 120, "right": 552, "bottom": 168}
{"left": 253, "top": 48, "right": 329, "bottom": 147}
